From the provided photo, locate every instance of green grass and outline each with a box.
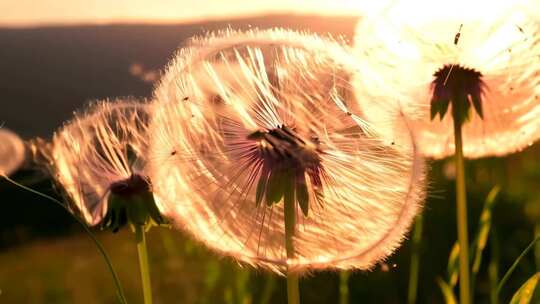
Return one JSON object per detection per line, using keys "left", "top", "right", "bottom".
{"left": 0, "top": 229, "right": 211, "bottom": 303}
{"left": 1, "top": 145, "right": 539, "bottom": 303}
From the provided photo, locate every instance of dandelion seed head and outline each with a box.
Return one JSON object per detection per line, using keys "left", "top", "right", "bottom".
{"left": 149, "top": 29, "right": 425, "bottom": 273}
{"left": 354, "top": 0, "right": 540, "bottom": 158}
{"left": 0, "top": 128, "right": 25, "bottom": 176}
{"left": 44, "top": 100, "right": 151, "bottom": 226}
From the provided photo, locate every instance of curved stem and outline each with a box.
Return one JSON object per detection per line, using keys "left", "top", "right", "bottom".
{"left": 1, "top": 175, "right": 127, "bottom": 304}
{"left": 284, "top": 184, "right": 300, "bottom": 304}
{"left": 408, "top": 214, "right": 423, "bottom": 304}
{"left": 454, "top": 120, "right": 471, "bottom": 304}
{"left": 135, "top": 225, "right": 153, "bottom": 304}
{"left": 496, "top": 235, "right": 540, "bottom": 295}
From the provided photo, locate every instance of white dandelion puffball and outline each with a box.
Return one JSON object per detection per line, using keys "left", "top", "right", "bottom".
{"left": 149, "top": 29, "right": 425, "bottom": 273}
{"left": 0, "top": 128, "right": 26, "bottom": 176}
{"left": 46, "top": 100, "right": 151, "bottom": 226}
{"left": 353, "top": 0, "right": 540, "bottom": 159}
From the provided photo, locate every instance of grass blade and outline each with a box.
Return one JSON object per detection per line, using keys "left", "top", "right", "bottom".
{"left": 470, "top": 185, "right": 500, "bottom": 293}
{"left": 489, "top": 227, "right": 500, "bottom": 304}
{"left": 447, "top": 186, "right": 500, "bottom": 288}
{"left": 447, "top": 243, "right": 460, "bottom": 288}
{"left": 509, "top": 272, "right": 540, "bottom": 304}
{"left": 472, "top": 186, "right": 500, "bottom": 275}
{"left": 498, "top": 235, "right": 540, "bottom": 295}
{"left": 1, "top": 174, "right": 128, "bottom": 304}
{"left": 436, "top": 277, "right": 457, "bottom": 304}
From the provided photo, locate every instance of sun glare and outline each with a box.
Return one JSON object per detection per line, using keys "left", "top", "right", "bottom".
{"left": 353, "top": 0, "right": 540, "bottom": 158}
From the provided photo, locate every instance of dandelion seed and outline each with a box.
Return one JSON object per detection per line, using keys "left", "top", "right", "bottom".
{"left": 34, "top": 100, "right": 163, "bottom": 302}
{"left": 355, "top": 3, "right": 540, "bottom": 303}
{"left": 37, "top": 100, "right": 165, "bottom": 230}
{"left": 0, "top": 128, "right": 25, "bottom": 176}
{"left": 354, "top": 0, "right": 540, "bottom": 158}
{"left": 149, "top": 29, "right": 425, "bottom": 273}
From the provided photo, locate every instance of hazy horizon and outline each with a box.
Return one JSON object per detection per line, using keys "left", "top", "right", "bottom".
{"left": 0, "top": 14, "right": 358, "bottom": 138}
{"left": 0, "top": 0, "right": 373, "bottom": 28}
{"left": 0, "top": 12, "right": 355, "bottom": 29}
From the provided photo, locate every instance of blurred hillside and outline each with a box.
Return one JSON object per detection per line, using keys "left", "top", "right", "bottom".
{"left": 0, "top": 11, "right": 358, "bottom": 258}
{"left": 0, "top": 14, "right": 357, "bottom": 138}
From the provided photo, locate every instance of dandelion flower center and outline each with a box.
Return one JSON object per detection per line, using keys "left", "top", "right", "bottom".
{"left": 249, "top": 125, "right": 320, "bottom": 168}
{"left": 247, "top": 125, "right": 324, "bottom": 216}
{"left": 110, "top": 173, "right": 151, "bottom": 198}
{"left": 431, "top": 64, "right": 485, "bottom": 123}
{"left": 149, "top": 29, "right": 425, "bottom": 272}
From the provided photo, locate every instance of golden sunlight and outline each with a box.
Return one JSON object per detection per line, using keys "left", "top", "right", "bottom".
{"left": 353, "top": 0, "right": 540, "bottom": 159}
{"left": 0, "top": 0, "right": 365, "bottom": 27}
{"left": 148, "top": 29, "right": 425, "bottom": 273}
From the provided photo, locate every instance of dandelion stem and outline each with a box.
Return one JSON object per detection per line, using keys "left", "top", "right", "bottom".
{"left": 453, "top": 118, "right": 471, "bottom": 304}
{"left": 135, "top": 225, "right": 153, "bottom": 304}
{"left": 408, "top": 214, "right": 423, "bottom": 304}
{"left": 0, "top": 175, "right": 128, "bottom": 304}
{"left": 339, "top": 271, "right": 350, "bottom": 304}
{"left": 284, "top": 179, "right": 300, "bottom": 304}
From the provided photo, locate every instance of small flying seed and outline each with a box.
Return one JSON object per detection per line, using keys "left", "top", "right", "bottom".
{"left": 454, "top": 24, "right": 463, "bottom": 45}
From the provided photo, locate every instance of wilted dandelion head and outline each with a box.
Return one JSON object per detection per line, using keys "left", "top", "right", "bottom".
{"left": 354, "top": 0, "right": 540, "bottom": 158}
{"left": 41, "top": 100, "right": 158, "bottom": 227}
{"left": 149, "top": 29, "right": 425, "bottom": 273}
{"left": 0, "top": 128, "right": 25, "bottom": 176}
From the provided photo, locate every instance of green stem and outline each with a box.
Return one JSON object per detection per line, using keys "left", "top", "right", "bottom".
{"left": 454, "top": 119, "right": 471, "bottom": 304}
{"left": 489, "top": 227, "right": 500, "bottom": 304}
{"left": 496, "top": 235, "right": 540, "bottom": 295}
{"left": 408, "top": 214, "right": 423, "bottom": 304}
{"left": 135, "top": 225, "right": 153, "bottom": 304}
{"left": 339, "top": 271, "right": 350, "bottom": 304}
{"left": 284, "top": 183, "right": 300, "bottom": 304}
{"left": 1, "top": 175, "right": 127, "bottom": 304}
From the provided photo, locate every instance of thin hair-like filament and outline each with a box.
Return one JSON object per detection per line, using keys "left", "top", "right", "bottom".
{"left": 149, "top": 29, "right": 425, "bottom": 273}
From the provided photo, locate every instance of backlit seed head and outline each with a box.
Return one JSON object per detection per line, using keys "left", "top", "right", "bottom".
{"left": 354, "top": 0, "right": 540, "bottom": 158}
{"left": 149, "top": 29, "right": 425, "bottom": 273}
{"left": 37, "top": 100, "right": 165, "bottom": 229}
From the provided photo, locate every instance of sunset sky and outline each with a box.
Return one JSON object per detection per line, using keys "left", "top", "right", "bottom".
{"left": 0, "top": 0, "right": 378, "bottom": 27}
